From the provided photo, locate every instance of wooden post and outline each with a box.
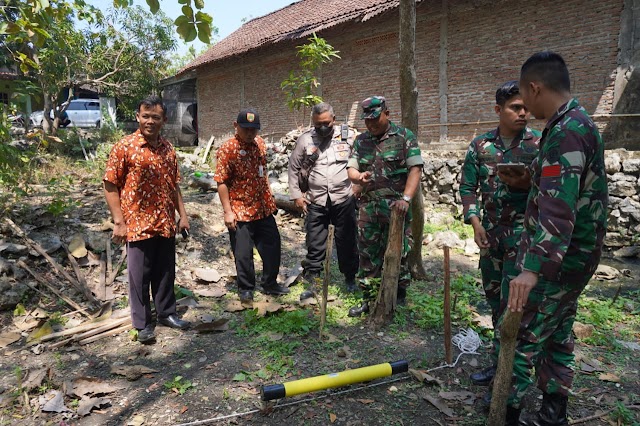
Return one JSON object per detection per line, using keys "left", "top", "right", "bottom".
{"left": 319, "top": 225, "right": 335, "bottom": 340}
{"left": 443, "top": 246, "right": 452, "bottom": 364}
{"left": 370, "top": 209, "right": 405, "bottom": 329}
{"left": 488, "top": 309, "right": 524, "bottom": 425}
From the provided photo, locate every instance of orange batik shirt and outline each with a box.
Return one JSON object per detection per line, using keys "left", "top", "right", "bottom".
{"left": 104, "top": 130, "right": 180, "bottom": 242}
{"left": 214, "top": 135, "right": 277, "bottom": 222}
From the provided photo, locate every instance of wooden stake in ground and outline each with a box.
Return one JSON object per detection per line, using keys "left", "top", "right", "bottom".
{"left": 443, "top": 245, "right": 452, "bottom": 364}
{"left": 370, "top": 209, "right": 405, "bottom": 330}
{"left": 487, "top": 309, "right": 524, "bottom": 425}
{"left": 319, "top": 224, "right": 335, "bottom": 340}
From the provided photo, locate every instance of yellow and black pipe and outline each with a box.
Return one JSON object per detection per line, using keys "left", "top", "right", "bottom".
{"left": 261, "top": 360, "right": 408, "bottom": 401}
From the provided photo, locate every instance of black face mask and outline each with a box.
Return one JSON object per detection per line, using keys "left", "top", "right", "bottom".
{"left": 315, "top": 125, "right": 334, "bottom": 138}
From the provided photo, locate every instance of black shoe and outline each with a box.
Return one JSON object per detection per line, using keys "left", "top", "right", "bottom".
{"left": 345, "top": 277, "right": 357, "bottom": 293}
{"left": 520, "top": 393, "right": 568, "bottom": 426}
{"left": 470, "top": 365, "right": 496, "bottom": 386}
{"left": 262, "top": 284, "right": 290, "bottom": 296}
{"left": 303, "top": 271, "right": 320, "bottom": 284}
{"left": 397, "top": 287, "right": 407, "bottom": 306}
{"left": 137, "top": 325, "right": 156, "bottom": 344}
{"left": 348, "top": 301, "right": 369, "bottom": 317}
{"left": 239, "top": 290, "right": 254, "bottom": 304}
{"left": 506, "top": 406, "right": 522, "bottom": 426}
{"left": 299, "top": 289, "right": 316, "bottom": 301}
{"left": 480, "top": 391, "right": 491, "bottom": 407}
{"left": 158, "top": 314, "right": 191, "bottom": 330}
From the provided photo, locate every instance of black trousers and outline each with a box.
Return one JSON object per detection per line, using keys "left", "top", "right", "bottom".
{"left": 304, "top": 195, "right": 358, "bottom": 278}
{"left": 229, "top": 214, "right": 281, "bottom": 291}
{"left": 127, "top": 236, "right": 177, "bottom": 330}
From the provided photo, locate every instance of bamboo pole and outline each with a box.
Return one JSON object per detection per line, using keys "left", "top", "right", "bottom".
{"left": 78, "top": 323, "right": 131, "bottom": 345}
{"left": 319, "top": 225, "right": 335, "bottom": 340}
{"left": 443, "top": 246, "right": 452, "bottom": 364}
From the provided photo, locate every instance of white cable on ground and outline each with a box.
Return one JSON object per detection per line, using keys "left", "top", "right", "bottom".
{"left": 425, "top": 328, "right": 482, "bottom": 373}
{"left": 173, "top": 328, "right": 483, "bottom": 426}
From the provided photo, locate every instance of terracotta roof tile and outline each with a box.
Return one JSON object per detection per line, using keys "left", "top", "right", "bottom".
{"left": 179, "top": 0, "right": 401, "bottom": 74}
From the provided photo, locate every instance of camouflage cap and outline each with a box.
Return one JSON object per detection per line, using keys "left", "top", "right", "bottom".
{"left": 360, "top": 96, "right": 387, "bottom": 119}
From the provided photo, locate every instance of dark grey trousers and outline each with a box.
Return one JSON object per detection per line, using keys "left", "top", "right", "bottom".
{"left": 229, "top": 214, "right": 281, "bottom": 292}
{"left": 127, "top": 236, "right": 177, "bottom": 329}
{"left": 304, "top": 195, "right": 358, "bottom": 278}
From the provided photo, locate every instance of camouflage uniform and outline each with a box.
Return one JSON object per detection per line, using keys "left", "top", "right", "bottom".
{"left": 347, "top": 120, "right": 423, "bottom": 300}
{"left": 459, "top": 127, "right": 540, "bottom": 360}
{"left": 499, "top": 98, "right": 608, "bottom": 407}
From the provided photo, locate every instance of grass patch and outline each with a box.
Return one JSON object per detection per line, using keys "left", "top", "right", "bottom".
{"left": 424, "top": 221, "right": 474, "bottom": 240}
{"left": 403, "top": 272, "right": 482, "bottom": 330}
{"left": 576, "top": 291, "right": 639, "bottom": 346}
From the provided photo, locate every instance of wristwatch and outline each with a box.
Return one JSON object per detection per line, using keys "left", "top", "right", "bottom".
{"left": 402, "top": 194, "right": 412, "bottom": 203}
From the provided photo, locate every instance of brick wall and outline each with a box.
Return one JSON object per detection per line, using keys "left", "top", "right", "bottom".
{"left": 196, "top": 0, "right": 624, "bottom": 149}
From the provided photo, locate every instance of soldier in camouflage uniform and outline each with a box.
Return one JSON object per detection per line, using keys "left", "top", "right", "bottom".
{"left": 346, "top": 96, "right": 423, "bottom": 317}
{"left": 459, "top": 81, "right": 541, "bottom": 386}
{"left": 499, "top": 52, "right": 608, "bottom": 426}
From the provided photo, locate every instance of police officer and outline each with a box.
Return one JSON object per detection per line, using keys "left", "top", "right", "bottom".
{"left": 502, "top": 52, "right": 608, "bottom": 425}
{"left": 288, "top": 102, "right": 359, "bottom": 300}
{"left": 346, "top": 96, "right": 423, "bottom": 317}
{"left": 459, "top": 81, "right": 540, "bottom": 386}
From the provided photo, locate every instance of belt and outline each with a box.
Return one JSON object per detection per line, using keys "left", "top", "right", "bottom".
{"left": 360, "top": 188, "right": 399, "bottom": 201}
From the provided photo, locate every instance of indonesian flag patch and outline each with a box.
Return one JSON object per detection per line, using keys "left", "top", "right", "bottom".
{"left": 541, "top": 164, "right": 561, "bottom": 178}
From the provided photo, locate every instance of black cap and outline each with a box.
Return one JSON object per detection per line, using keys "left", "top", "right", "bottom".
{"left": 236, "top": 108, "right": 261, "bottom": 129}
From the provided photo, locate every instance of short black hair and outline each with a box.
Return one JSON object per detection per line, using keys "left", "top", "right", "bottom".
{"left": 495, "top": 80, "right": 520, "bottom": 106}
{"left": 137, "top": 95, "right": 167, "bottom": 116}
{"left": 520, "top": 51, "right": 571, "bottom": 93}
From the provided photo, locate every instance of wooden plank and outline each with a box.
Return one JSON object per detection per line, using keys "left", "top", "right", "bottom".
{"left": 78, "top": 324, "right": 131, "bottom": 345}
{"left": 201, "top": 135, "right": 215, "bottom": 164}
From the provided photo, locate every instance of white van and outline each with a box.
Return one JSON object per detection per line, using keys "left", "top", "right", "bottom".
{"left": 65, "top": 99, "right": 101, "bottom": 128}
{"left": 29, "top": 98, "right": 102, "bottom": 128}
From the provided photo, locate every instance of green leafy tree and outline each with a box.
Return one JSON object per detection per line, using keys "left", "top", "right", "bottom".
{"left": 164, "top": 35, "right": 217, "bottom": 77}
{"left": 87, "top": 5, "right": 179, "bottom": 118}
{"left": 281, "top": 33, "right": 340, "bottom": 121}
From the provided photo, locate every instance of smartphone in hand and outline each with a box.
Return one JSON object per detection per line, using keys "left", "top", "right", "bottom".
{"left": 181, "top": 229, "right": 189, "bottom": 239}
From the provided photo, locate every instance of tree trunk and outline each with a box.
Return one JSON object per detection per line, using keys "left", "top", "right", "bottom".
{"left": 370, "top": 209, "right": 405, "bottom": 330}
{"left": 399, "top": 0, "right": 427, "bottom": 279}
{"left": 274, "top": 193, "right": 301, "bottom": 214}
{"left": 487, "top": 309, "right": 524, "bottom": 425}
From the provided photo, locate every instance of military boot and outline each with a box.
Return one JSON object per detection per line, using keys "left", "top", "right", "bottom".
{"left": 505, "top": 406, "right": 522, "bottom": 426}
{"left": 519, "top": 393, "right": 568, "bottom": 426}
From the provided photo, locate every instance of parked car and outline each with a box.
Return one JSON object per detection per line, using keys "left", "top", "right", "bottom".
{"left": 29, "top": 99, "right": 101, "bottom": 128}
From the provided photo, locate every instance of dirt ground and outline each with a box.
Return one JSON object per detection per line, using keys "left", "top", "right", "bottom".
{"left": 0, "top": 171, "right": 639, "bottom": 426}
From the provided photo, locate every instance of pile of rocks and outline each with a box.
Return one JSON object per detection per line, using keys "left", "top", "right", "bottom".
{"left": 255, "top": 128, "right": 640, "bottom": 249}
{"left": 604, "top": 150, "right": 640, "bottom": 247}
